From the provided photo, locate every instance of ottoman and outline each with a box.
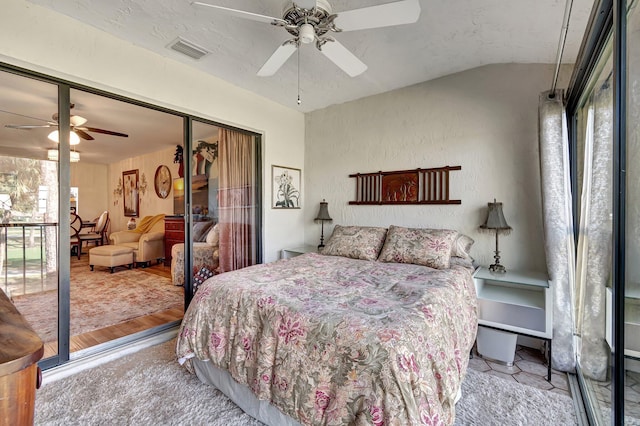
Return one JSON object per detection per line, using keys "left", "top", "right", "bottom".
{"left": 89, "top": 245, "right": 134, "bottom": 273}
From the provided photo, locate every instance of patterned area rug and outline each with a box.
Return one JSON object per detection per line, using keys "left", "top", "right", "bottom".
{"left": 11, "top": 268, "right": 183, "bottom": 342}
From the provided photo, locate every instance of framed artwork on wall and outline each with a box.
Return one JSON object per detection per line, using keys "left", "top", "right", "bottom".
{"left": 123, "top": 169, "right": 139, "bottom": 217}
{"left": 272, "top": 165, "right": 301, "bottom": 209}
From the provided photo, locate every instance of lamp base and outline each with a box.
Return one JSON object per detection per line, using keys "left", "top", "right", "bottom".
{"left": 489, "top": 263, "right": 507, "bottom": 274}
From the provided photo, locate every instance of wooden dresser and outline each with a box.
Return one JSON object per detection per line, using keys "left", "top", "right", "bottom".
{"left": 164, "top": 215, "right": 185, "bottom": 267}
{"left": 0, "top": 289, "right": 44, "bottom": 425}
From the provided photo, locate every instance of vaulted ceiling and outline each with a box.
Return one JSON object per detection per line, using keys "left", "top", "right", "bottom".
{"left": 25, "top": 0, "right": 594, "bottom": 112}
{"left": 0, "top": 0, "right": 595, "bottom": 164}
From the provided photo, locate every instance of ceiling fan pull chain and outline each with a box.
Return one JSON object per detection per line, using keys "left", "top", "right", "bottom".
{"left": 297, "top": 47, "right": 302, "bottom": 106}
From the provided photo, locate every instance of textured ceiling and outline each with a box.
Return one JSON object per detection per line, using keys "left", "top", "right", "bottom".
{"left": 0, "top": 0, "right": 595, "bottom": 164}
{"left": 25, "top": 0, "right": 595, "bottom": 113}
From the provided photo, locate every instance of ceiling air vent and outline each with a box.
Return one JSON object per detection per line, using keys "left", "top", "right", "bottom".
{"left": 167, "top": 37, "right": 209, "bottom": 60}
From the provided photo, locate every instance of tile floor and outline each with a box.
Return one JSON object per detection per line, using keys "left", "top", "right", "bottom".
{"left": 591, "top": 369, "right": 640, "bottom": 423}
{"left": 468, "top": 344, "right": 571, "bottom": 398}
{"left": 469, "top": 344, "right": 640, "bottom": 423}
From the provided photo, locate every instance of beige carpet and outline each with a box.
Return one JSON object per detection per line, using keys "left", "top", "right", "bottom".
{"left": 11, "top": 268, "right": 183, "bottom": 342}
{"left": 34, "top": 339, "right": 578, "bottom": 425}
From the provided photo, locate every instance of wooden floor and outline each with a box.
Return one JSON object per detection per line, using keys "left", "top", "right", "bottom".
{"left": 42, "top": 261, "right": 183, "bottom": 359}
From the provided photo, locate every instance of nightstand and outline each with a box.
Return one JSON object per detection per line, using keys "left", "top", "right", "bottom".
{"left": 473, "top": 266, "right": 553, "bottom": 380}
{"left": 280, "top": 245, "right": 318, "bottom": 259}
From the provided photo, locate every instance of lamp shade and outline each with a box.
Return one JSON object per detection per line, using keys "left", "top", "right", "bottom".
{"left": 315, "top": 199, "right": 332, "bottom": 221}
{"left": 48, "top": 130, "right": 81, "bottom": 145}
{"left": 480, "top": 199, "right": 511, "bottom": 232}
{"left": 47, "top": 149, "right": 80, "bottom": 162}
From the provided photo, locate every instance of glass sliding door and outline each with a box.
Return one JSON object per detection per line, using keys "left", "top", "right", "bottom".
{"left": 182, "top": 120, "right": 261, "bottom": 304}
{"left": 65, "top": 87, "right": 185, "bottom": 357}
{"left": 573, "top": 38, "right": 614, "bottom": 425}
{"left": 0, "top": 70, "right": 63, "bottom": 361}
{"left": 0, "top": 63, "right": 263, "bottom": 369}
{"left": 625, "top": 0, "right": 640, "bottom": 421}
{"left": 571, "top": 0, "right": 640, "bottom": 422}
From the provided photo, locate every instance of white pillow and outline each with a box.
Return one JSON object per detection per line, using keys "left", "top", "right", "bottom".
{"left": 452, "top": 233, "right": 474, "bottom": 260}
{"left": 206, "top": 223, "right": 219, "bottom": 246}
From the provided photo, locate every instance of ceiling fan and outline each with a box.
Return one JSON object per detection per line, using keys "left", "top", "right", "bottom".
{"left": 4, "top": 104, "right": 128, "bottom": 141}
{"left": 192, "top": 0, "right": 421, "bottom": 77}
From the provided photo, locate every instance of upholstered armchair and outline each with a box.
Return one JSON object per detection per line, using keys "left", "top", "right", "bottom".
{"left": 110, "top": 214, "right": 165, "bottom": 267}
{"left": 171, "top": 223, "right": 219, "bottom": 286}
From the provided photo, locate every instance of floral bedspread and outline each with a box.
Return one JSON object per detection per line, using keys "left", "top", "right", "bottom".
{"left": 176, "top": 253, "right": 477, "bottom": 425}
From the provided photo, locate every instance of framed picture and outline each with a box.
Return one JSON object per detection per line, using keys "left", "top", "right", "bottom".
{"left": 123, "top": 169, "right": 139, "bottom": 217}
{"left": 272, "top": 165, "right": 301, "bottom": 209}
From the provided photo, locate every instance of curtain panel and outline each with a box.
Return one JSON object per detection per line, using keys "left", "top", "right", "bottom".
{"left": 538, "top": 90, "right": 576, "bottom": 372}
{"left": 218, "top": 128, "right": 257, "bottom": 273}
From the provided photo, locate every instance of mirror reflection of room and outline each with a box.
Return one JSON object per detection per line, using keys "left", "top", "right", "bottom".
{"left": 0, "top": 75, "right": 187, "bottom": 359}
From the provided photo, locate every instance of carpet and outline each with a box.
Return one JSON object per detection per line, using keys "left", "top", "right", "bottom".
{"left": 11, "top": 268, "right": 183, "bottom": 342}
{"left": 34, "top": 340, "right": 578, "bottom": 425}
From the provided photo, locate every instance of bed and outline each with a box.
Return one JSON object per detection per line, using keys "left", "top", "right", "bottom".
{"left": 176, "top": 225, "right": 478, "bottom": 425}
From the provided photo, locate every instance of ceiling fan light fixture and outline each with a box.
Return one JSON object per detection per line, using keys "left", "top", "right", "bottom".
{"left": 299, "top": 23, "right": 315, "bottom": 44}
{"left": 47, "top": 149, "right": 80, "bottom": 162}
{"left": 48, "top": 130, "right": 81, "bottom": 145}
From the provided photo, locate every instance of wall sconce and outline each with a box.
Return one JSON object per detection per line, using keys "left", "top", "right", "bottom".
{"left": 139, "top": 173, "right": 148, "bottom": 196}
{"left": 113, "top": 178, "right": 123, "bottom": 198}
{"left": 314, "top": 199, "right": 333, "bottom": 249}
{"left": 479, "top": 198, "right": 512, "bottom": 274}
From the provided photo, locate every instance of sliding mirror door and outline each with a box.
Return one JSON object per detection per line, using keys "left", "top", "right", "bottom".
{"left": 0, "top": 70, "right": 62, "bottom": 361}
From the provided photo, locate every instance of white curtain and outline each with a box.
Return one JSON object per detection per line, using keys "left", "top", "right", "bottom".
{"left": 538, "top": 90, "right": 576, "bottom": 372}
{"left": 575, "top": 78, "right": 613, "bottom": 381}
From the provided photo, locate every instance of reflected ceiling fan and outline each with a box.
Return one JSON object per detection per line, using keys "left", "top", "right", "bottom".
{"left": 192, "top": 0, "right": 421, "bottom": 77}
{"left": 4, "top": 103, "right": 128, "bottom": 142}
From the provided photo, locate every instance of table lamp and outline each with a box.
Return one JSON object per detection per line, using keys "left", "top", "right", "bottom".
{"left": 314, "top": 199, "right": 332, "bottom": 249}
{"left": 480, "top": 199, "right": 512, "bottom": 274}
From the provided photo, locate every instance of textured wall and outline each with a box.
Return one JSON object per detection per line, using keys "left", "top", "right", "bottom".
{"left": 305, "top": 63, "right": 572, "bottom": 272}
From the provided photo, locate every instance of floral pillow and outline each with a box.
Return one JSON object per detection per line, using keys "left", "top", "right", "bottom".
{"left": 377, "top": 225, "right": 458, "bottom": 269}
{"left": 320, "top": 225, "right": 388, "bottom": 261}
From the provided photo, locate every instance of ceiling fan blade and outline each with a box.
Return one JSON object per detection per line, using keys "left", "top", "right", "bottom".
{"left": 192, "top": 2, "right": 287, "bottom": 26}
{"left": 5, "top": 124, "right": 53, "bottom": 129}
{"left": 319, "top": 39, "right": 367, "bottom": 77}
{"left": 0, "top": 108, "right": 54, "bottom": 124}
{"left": 74, "top": 129, "right": 94, "bottom": 141}
{"left": 81, "top": 127, "right": 129, "bottom": 138}
{"left": 257, "top": 43, "right": 298, "bottom": 77}
{"left": 334, "top": 0, "right": 421, "bottom": 32}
